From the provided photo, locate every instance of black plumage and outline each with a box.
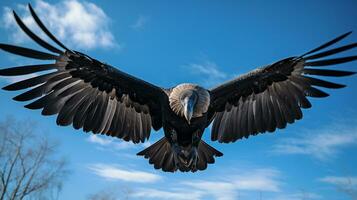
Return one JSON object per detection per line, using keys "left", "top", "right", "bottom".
{"left": 0, "top": 4, "right": 356, "bottom": 172}
{"left": 209, "top": 32, "right": 357, "bottom": 143}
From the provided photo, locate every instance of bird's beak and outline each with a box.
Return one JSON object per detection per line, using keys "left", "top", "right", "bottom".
{"left": 183, "top": 96, "right": 195, "bottom": 124}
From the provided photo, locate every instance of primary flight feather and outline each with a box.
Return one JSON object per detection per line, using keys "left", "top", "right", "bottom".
{"left": 0, "top": 4, "right": 356, "bottom": 172}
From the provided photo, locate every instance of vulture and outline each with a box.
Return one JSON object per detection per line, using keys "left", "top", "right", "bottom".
{"left": 0, "top": 5, "right": 356, "bottom": 172}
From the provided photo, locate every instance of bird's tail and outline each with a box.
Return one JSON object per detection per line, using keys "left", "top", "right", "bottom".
{"left": 137, "top": 137, "right": 223, "bottom": 172}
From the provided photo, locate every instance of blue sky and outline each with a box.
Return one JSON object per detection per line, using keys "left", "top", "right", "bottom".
{"left": 0, "top": 0, "right": 357, "bottom": 199}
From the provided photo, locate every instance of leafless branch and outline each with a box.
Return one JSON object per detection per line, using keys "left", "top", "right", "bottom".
{"left": 0, "top": 117, "right": 69, "bottom": 200}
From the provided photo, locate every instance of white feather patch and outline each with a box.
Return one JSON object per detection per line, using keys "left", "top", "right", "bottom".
{"left": 169, "top": 83, "right": 210, "bottom": 119}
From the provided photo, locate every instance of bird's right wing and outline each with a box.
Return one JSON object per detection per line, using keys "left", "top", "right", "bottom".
{"left": 0, "top": 5, "right": 167, "bottom": 143}
{"left": 209, "top": 32, "right": 357, "bottom": 143}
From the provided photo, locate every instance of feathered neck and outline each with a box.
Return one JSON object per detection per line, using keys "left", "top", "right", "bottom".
{"left": 169, "top": 83, "right": 210, "bottom": 119}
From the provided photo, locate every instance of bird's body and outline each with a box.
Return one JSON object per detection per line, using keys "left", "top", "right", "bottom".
{"left": 0, "top": 4, "right": 356, "bottom": 172}
{"left": 138, "top": 84, "right": 221, "bottom": 171}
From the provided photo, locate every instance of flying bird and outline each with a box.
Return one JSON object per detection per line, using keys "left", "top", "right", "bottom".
{"left": 0, "top": 5, "right": 356, "bottom": 172}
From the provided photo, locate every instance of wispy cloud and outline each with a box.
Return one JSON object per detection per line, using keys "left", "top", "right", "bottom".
{"left": 319, "top": 176, "right": 357, "bottom": 198}
{"left": 270, "top": 192, "right": 322, "bottom": 200}
{"left": 272, "top": 123, "right": 357, "bottom": 160}
{"left": 133, "top": 188, "right": 202, "bottom": 200}
{"left": 320, "top": 176, "right": 357, "bottom": 187}
{"left": 132, "top": 168, "right": 282, "bottom": 200}
{"left": 180, "top": 168, "right": 281, "bottom": 200}
{"left": 184, "top": 60, "right": 228, "bottom": 87}
{"left": 88, "top": 163, "right": 161, "bottom": 183}
{"left": 2, "top": 0, "right": 117, "bottom": 49}
{"left": 87, "top": 134, "right": 151, "bottom": 150}
{"left": 131, "top": 15, "right": 149, "bottom": 30}
{"left": 184, "top": 168, "right": 281, "bottom": 192}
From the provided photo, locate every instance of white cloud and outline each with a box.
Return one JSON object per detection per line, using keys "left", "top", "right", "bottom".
{"left": 181, "top": 181, "right": 237, "bottom": 200}
{"left": 270, "top": 192, "right": 322, "bottom": 200}
{"left": 131, "top": 15, "right": 149, "bottom": 30}
{"left": 87, "top": 134, "right": 151, "bottom": 150}
{"left": 88, "top": 163, "right": 161, "bottom": 183}
{"left": 272, "top": 124, "right": 357, "bottom": 160}
{"left": 319, "top": 176, "right": 357, "bottom": 198}
{"left": 184, "top": 61, "right": 228, "bottom": 87}
{"left": 320, "top": 176, "right": 357, "bottom": 187}
{"left": 131, "top": 168, "right": 282, "bottom": 200}
{"left": 233, "top": 169, "right": 281, "bottom": 192}
{"left": 2, "top": 0, "right": 117, "bottom": 49}
{"left": 133, "top": 188, "right": 202, "bottom": 200}
{"left": 184, "top": 169, "right": 281, "bottom": 192}
{"left": 178, "top": 168, "right": 281, "bottom": 200}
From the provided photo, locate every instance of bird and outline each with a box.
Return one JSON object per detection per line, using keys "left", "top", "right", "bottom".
{"left": 0, "top": 4, "right": 356, "bottom": 172}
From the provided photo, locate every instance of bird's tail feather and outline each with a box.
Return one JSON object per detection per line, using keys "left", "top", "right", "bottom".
{"left": 137, "top": 137, "right": 223, "bottom": 172}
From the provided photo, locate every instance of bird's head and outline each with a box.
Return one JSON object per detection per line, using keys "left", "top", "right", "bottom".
{"left": 169, "top": 83, "right": 210, "bottom": 124}
{"left": 180, "top": 90, "right": 198, "bottom": 123}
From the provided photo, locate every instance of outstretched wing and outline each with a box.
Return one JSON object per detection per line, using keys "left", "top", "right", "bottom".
{"left": 209, "top": 32, "right": 357, "bottom": 143}
{"left": 0, "top": 5, "right": 166, "bottom": 143}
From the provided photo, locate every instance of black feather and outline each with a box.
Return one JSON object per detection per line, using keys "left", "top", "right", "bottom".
{"left": 303, "top": 69, "right": 356, "bottom": 77}
{"left": 235, "top": 98, "right": 244, "bottom": 140}
{"left": 115, "top": 103, "right": 127, "bottom": 138}
{"left": 51, "top": 78, "right": 79, "bottom": 91}
{"left": 13, "top": 11, "right": 63, "bottom": 54}
{"left": 28, "top": 4, "right": 70, "bottom": 51}
{"left": 102, "top": 98, "right": 117, "bottom": 134}
{"left": 58, "top": 81, "right": 85, "bottom": 97}
{"left": 57, "top": 87, "right": 92, "bottom": 126}
{"left": 285, "top": 83, "right": 303, "bottom": 120}
{"left": 42, "top": 82, "right": 84, "bottom": 115}
{"left": 247, "top": 96, "right": 255, "bottom": 134}
{"left": 211, "top": 112, "right": 223, "bottom": 141}
{"left": 265, "top": 90, "right": 277, "bottom": 132}
{"left": 110, "top": 101, "right": 122, "bottom": 137}
{"left": 254, "top": 93, "right": 264, "bottom": 132}
{"left": 305, "top": 56, "right": 357, "bottom": 66}
{"left": 227, "top": 104, "right": 238, "bottom": 139}
{"left": 3, "top": 71, "right": 58, "bottom": 91}
{"left": 143, "top": 114, "right": 151, "bottom": 140}
{"left": 268, "top": 87, "right": 284, "bottom": 129}
{"left": 91, "top": 93, "right": 108, "bottom": 133}
{"left": 125, "top": 109, "right": 136, "bottom": 142}
{"left": 287, "top": 80, "right": 312, "bottom": 108}
{"left": 240, "top": 99, "right": 249, "bottom": 137}
{"left": 96, "top": 94, "right": 112, "bottom": 134}
{"left": 83, "top": 95, "right": 101, "bottom": 132}
{"left": 137, "top": 113, "right": 144, "bottom": 142}
{"left": 301, "top": 31, "right": 352, "bottom": 57}
{"left": 304, "top": 43, "right": 357, "bottom": 60}
{"left": 0, "top": 43, "right": 58, "bottom": 60}
{"left": 132, "top": 112, "right": 139, "bottom": 143}
{"left": 271, "top": 84, "right": 288, "bottom": 125}
{"left": 24, "top": 91, "right": 53, "bottom": 110}
{"left": 305, "top": 87, "right": 330, "bottom": 98}
{"left": 230, "top": 106, "right": 239, "bottom": 142}
{"left": 303, "top": 76, "right": 345, "bottom": 89}
{"left": 13, "top": 83, "right": 52, "bottom": 102}
{"left": 275, "top": 83, "right": 294, "bottom": 123}
{"left": 0, "top": 64, "right": 58, "bottom": 76}
{"left": 73, "top": 90, "right": 98, "bottom": 129}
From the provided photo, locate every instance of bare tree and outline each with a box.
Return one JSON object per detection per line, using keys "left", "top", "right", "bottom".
{"left": 0, "top": 117, "right": 68, "bottom": 200}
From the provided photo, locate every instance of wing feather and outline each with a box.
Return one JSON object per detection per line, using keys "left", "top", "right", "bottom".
{"left": 210, "top": 32, "right": 356, "bottom": 143}
{"left": 0, "top": 5, "right": 165, "bottom": 143}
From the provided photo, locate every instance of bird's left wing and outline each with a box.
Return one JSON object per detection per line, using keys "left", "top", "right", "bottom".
{"left": 209, "top": 32, "right": 357, "bottom": 143}
{"left": 0, "top": 5, "right": 166, "bottom": 143}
